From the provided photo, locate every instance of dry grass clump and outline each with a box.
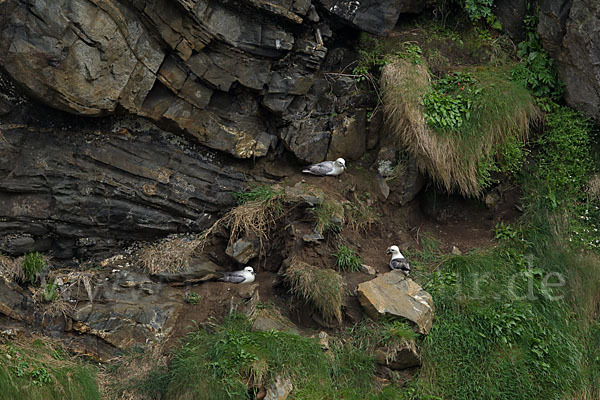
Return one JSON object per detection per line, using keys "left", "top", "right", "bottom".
{"left": 0, "top": 253, "right": 23, "bottom": 281}
{"left": 283, "top": 260, "right": 343, "bottom": 324}
{"left": 139, "top": 235, "right": 204, "bottom": 275}
{"left": 140, "top": 189, "right": 291, "bottom": 275}
{"left": 345, "top": 193, "right": 380, "bottom": 234}
{"left": 382, "top": 58, "right": 539, "bottom": 196}
{"left": 199, "top": 189, "right": 295, "bottom": 256}
{"left": 587, "top": 174, "right": 600, "bottom": 202}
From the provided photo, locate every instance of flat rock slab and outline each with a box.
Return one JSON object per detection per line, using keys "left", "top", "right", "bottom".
{"left": 357, "top": 272, "right": 434, "bottom": 334}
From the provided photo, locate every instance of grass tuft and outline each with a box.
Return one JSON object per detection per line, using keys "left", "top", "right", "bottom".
{"left": 22, "top": 252, "right": 46, "bottom": 284}
{"left": 139, "top": 235, "right": 204, "bottom": 275}
{"left": 311, "top": 199, "right": 344, "bottom": 235}
{"left": 333, "top": 245, "right": 363, "bottom": 272}
{"left": 283, "top": 260, "right": 343, "bottom": 324}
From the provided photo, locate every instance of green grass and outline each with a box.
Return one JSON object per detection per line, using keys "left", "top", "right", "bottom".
{"left": 143, "top": 314, "right": 406, "bottom": 400}
{"left": 333, "top": 244, "right": 363, "bottom": 272}
{"left": 311, "top": 199, "right": 344, "bottom": 235}
{"left": 22, "top": 252, "right": 46, "bottom": 284}
{"left": 348, "top": 318, "right": 417, "bottom": 350}
{"left": 408, "top": 100, "right": 600, "bottom": 399}
{"left": 283, "top": 260, "right": 343, "bottom": 324}
{"left": 0, "top": 338, "right": 101, "bottom": 400}
{"left": 233, "top": 184, "right": 281, "bottom": 205}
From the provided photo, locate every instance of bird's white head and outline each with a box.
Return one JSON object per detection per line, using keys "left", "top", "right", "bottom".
{"left": 386, "top": 245, "right": 403, "bottom": 258}
{"left": 244, "top": 266, "right": 255, "bottom": 275}
{"left": 335, "top": 158, "right": 346, "bottom": 169}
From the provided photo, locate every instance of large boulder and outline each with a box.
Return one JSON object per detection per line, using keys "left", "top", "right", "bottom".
{"left": 538, "top": 0, "right": 600, "bottom": 120}
{"left": 357, "top": 272, "right": 434, "bottom": 334}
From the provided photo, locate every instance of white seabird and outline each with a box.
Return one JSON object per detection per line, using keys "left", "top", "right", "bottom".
{"left": 386, "top": 245, "right": 410, "bottom": 276}
{"left": 302, "top": 158, "right": 346, "bottom": 176}
{"left": 217, "top": 266, "right": 256, "bottom": 284}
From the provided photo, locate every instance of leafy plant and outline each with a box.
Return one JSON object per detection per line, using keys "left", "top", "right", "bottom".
{"left": 352, "top": 33, "right": 392, "bottom": 82}
{"left": 22, "top": 252, "right": 46, "bottom": 284}
{"left": 333, "top": 245, "right": 363, "bottom": 272}
{"left": 494, "top": 221, "right": 521, "bottom": 241}
{"left": 422, "top": 71, "right": 481, "bottom": 129}
{"left": 31, "top": 367, "right": 52, "bottom": 386}
{"left": 184, "top": 292, "right": 201, "bottom": 305}
{"left": 395, "top": 43, "right": 423, "bottom": 65}
{"left": 42, "top": 281, "right": 59, "bottom": 302}
{"left": 511, "top": 13, "right": 563, "bottom": 103}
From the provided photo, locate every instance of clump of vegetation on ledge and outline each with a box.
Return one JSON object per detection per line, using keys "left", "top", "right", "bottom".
{"left": 284, "top": 260, "right": 344, "bottom": 324}
{"left": 382, "top": 58, "right": 539, "bottom": 196}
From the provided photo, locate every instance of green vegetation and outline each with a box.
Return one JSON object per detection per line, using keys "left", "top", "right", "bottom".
{"left": 311, "top": 199, "right": 344, "bottom": 235}
{"left": 511, "top": 13, "right": 563, "bottom": 105}
{"left": 283, "top": 260, "right": 343, "bottom": 323}
{"left": 22, "top": 252, "right": 46, "bottom": 284}
{"left": 42, "top": 281, "right": 59, "bottom": 302}
{"left": 0, "top": 338, "right": 100, "bottom": 400}
{"left": 140, "top": 314, "right": 405, "bottom": 400}
{"left": 344, "top": 192, "right": 380, "bottom": 234}
{"left": 349, "top": 318, "right": 417, "bottom": 349}
{"left": 407, "top": 93, "right": 600, "bottom": 399}
{"left": 333, "top": 244, "right": 363, "bottom": 272}
{"left": 422, "top": 71, "right": 481, "bottom": 129}
{"left": 352, "top": 33, "right": 423, "bottom": 82}
{"left": 233, "top": 184, "right": 281, "bottom": 205}
{"left": 383, "top": 58, "right": 538, "bottom": 196}
{"left": 184, "top": 292, "right": 201, "bottom": 305}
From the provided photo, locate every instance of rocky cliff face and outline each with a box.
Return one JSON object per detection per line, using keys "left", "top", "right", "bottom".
{"left": 0, "top": 0, "right": 384, "bottom": 256}
{"left": 539, "top": 0, "right": 600, "bottom": 120}
{"left": 0, "top": 115, "right": 246, "bottom": 258}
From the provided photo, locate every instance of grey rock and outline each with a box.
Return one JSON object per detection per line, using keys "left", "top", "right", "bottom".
{"left": 302, "top": 231, "right": 325, "bottom": 243}
{"left": 0, "top": 126, "right": 245, "bottom": 257}
{"left": 451, "top": 246, "right": 463, "bottom": 256}
{"left": 374, "top": 339, "right": 421, "bottom": 370}
{"left": 494, "top": 0, "right": 532, "bottom": 42}
{"left": 359, "top": 264, "right": 377, "bottom": 275}
{"left": 326, "top": 110, "right": 367, "bottom": 161}
{"left": 539, "top": 0, "right": 600, "bottom": 120}
{"left": 357, "top": 272, "right": 435, "bottom": 334}
{"left": 154, "top": 258, "right": 223, "bottom": 283}
{"left": 265, "top": 375, "right": 293, "bottom": 400}
{"left": 0, "top": 0, "right": 328, "bottom": 159}
{"left": 317, "top": 0, "right": 430, "bottom": 35}
{"left": 226, "top": 237, "right": 260, "bottom": 264}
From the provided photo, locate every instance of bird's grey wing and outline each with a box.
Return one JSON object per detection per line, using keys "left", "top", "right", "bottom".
{"left": 303, "top": 161, "right": 333, "bottom": 175}
{"left": 218, "top": 271, "right": 246, "bottom": 283}
{"left": 390, "top": 258, "right": 410, "bottom": 274}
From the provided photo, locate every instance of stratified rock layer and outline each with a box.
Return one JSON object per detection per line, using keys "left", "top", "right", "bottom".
{"left": 0, "top": 126, "right": 245, "bottom": 257}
